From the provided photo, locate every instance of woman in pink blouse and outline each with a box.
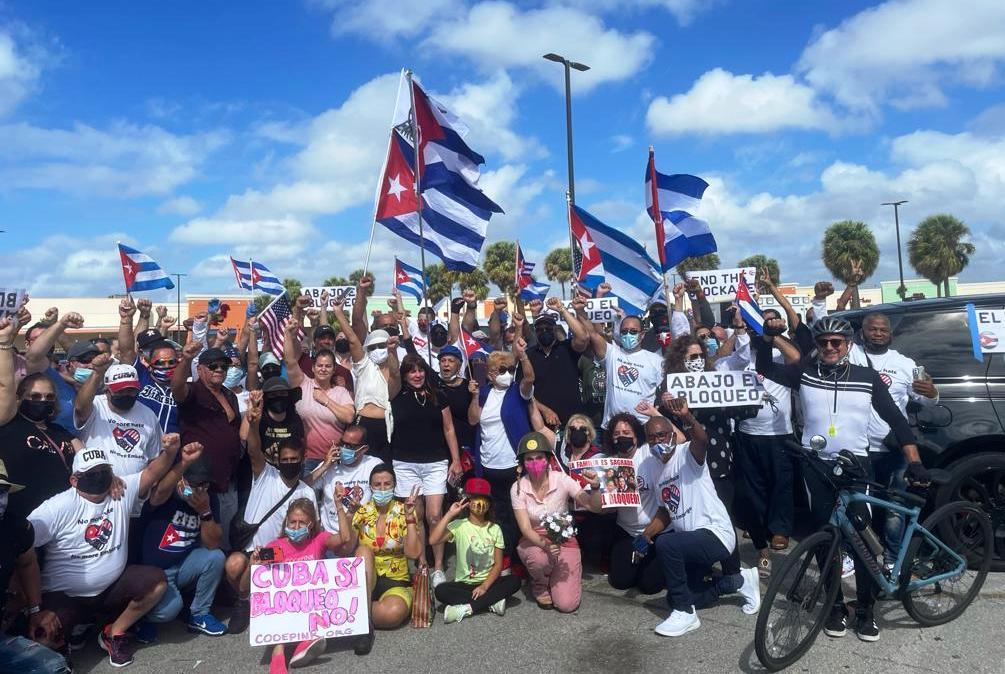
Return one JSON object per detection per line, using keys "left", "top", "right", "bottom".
{"left": 510, "top": 432, "right": 602, "bottom": 612}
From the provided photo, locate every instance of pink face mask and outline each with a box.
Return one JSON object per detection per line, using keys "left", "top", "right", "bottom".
{"left": 524, "top": 457, "right": 548, "bottom": 479}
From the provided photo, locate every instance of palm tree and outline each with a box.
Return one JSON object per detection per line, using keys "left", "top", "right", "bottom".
{"left": 281, "top": 277, "right": 302, "bottom": 299}
{"left": 544, "top": 247, "right": 573, "bottom": 299}
{"left": 821, "top": 220, "right": 879, "bottom": 308}
{"left": 907, "top": 214, "right": 975, "bottom": 297}
{"left": 737, "top": 254, "right": 780, "bottom": 293}
{"left": 675, "top": 253, "right": 720, "bottom": 277}
{"left": 322, "top": 275, "right": 349, "bottom": 287}
{"left": 348, "top": 269, "right": 375, "bottom": 296}
{"left": 482, "top": 241, "right": 518, "bottom": 298}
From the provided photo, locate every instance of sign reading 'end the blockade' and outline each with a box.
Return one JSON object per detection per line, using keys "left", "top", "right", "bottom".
{"left": 683, "top": 267, "right": 756, "bottom": 303}
{"left": 300, "top": 286, "right": 357, "bottom": 311}
{"left": 665, "top": 370, "right": 764, "bottom": 409}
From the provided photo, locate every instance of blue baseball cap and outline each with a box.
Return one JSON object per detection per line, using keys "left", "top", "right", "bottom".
{"left": 437, "top": 345, "right": 463, "bottom": 361}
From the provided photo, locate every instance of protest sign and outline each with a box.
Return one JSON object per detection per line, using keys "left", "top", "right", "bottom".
{"left": 249, "top": 557, "right": 369, "bottom": 646}
{"left": 966, "top": 303, "right": 1005, "bottom": 359}
{"left": 0, "top": 288, "right": 26, "bottom": 320}
{"left": 568, "top": 457, "right": 639, "bottom": 508}
{"left": 543, "top": 297, "right": 620, "bottom": 324}
{"left": 683, "top": 267, "right": 756, "bottom": 303}
{"left": 300, "top": 286, "right": 356, "bottom": 311}
{"left": 665, "top": 370, "right": 764, "bottom": 409}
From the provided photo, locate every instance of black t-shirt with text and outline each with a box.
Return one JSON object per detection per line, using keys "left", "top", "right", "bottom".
{"left": 140, "top": 492, "right": 219, "bottom": 569}
{"left": 259, "top": 411, "right": 305, "bottom": 465}
{"left": 0, "top": 417, "right": 76, "bottom": 522}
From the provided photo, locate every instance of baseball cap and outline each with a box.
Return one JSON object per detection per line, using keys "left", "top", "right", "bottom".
{"left": 104, "top": 364, "right": 140, "bottom": 392}
{"left": 437, "top": 345, "right": 463, "bottom": 361}
{"left": 199, "top": 347, "right": 229, "bottom": 365}
{"left": 533, "top": 314, "right": 557, "bottom": 327}
{"left": 72, "top": 447, "right": 112, "bottom": 474}
{"left": 259, "top": 352, "right": 281, "bottom": 369}
{"left": 463, "top": 477, "right": 492, "bottom": 498}
{"left": 314, "top": 325, "right": 336, "bottom": 340}
{"left": 516, "top": 431, "right": 552, "bottom": 457}
{"left": 364, "top": 329, "right": 390, "bottom": 348}
{"left": 67, "top": 340, "right": 100, "bottom": 361}
{"left": 0, "top": 458, "right": 24, "bottom": 492}
{"left": 262, "top": 376, "right": 294, "bottom": 394}
{"left": 137, "top": 328, "right": 181, "bottom": 352}
{"left": 184, "top": 457, "right": 213, "bottom": 486}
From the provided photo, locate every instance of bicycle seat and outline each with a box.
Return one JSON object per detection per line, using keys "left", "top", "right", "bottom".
{"left": 887, "top": 488, "right": 927, "bottom": 508}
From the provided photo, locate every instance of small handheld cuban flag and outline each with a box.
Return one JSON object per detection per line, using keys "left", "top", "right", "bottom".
{"left": 736, "top": 273, "right": 764, "bottom": 335}
{"left": 394, "top": 258, "right": 426, "bottom": 301}
{"left": 117, "top": 243, "right": 174, "bottom": 293}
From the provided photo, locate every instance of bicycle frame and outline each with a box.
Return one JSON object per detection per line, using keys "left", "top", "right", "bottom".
{"left": 831, "top": 490, "right": 968, "bottom": 595}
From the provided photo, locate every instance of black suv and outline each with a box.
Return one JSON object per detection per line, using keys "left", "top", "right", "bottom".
{"left": 838, "top": 294, "right": 1005, "bottom": 569}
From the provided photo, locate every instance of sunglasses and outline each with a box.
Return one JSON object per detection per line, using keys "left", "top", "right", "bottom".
{"left": 366, "top": 343, "right": 388, "bottom": 352}
{"left": 494, "top": 366, "right": 516, "bottom": 374}
{"left": 26, "top": 392, "right": 57, "bottom": 402}
{"left": 568, "top": 426, "right": 588, "bottom": 433}
{"left": 696, "top": 333, "right": 712, "bottom": 340}
{"left": 202, "top": 362, "right": 230, "bottom": 372}
{"left": 75, "top": 353, "right": 98, "bottom": 365}
{"left": 621, "top": 328, "right": 641, "bottom": 335}
{"left": 151, "top": 358, "right": 178, "bottom": 368}
{"left": 816, "top": 338, "right": 847, "bottom": 349}
{"left": 686, "top": 353, "right": 704, "bottom": 361}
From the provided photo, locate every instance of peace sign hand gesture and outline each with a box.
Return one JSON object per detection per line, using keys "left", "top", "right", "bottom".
{"left": 404, "top": 485, "right": 421, "bottom": 518}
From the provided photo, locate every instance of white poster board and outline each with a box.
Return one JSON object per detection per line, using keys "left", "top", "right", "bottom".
{"left": 664, "top": 370, "right": 764, "bottom": 409}
{"left": 300, "top": 286, "right": 357, "bottom": 312}
{"left": 972, "top": 307, "right": 1005, "bottom": 353}
{"left": 683, "top": 267, "right": 756, "bottom": 303}
{"left": 543, "top": 297, "right": 620, "bottom": 324}
{"left": 249, "top": 557, "right": 369, "bottom": 646}
{"left": 0, "top": 288, "right": 26, "bottom": 320}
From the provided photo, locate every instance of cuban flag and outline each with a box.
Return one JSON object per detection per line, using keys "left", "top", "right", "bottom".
{"left": 460, "top": 327, "right": 483, "bottom": 357}
{"left": 570, "top": 205, "right": 661, "bottom": 316}
{"left": 645, "top": 148, "right": 717, "bottom": 271}
{"left": 519, "top": 279, "right": 551, "bottom": 302}
{"left": 157, "top": 522, "right": 198, "bottom": 552}
{"left": 117, "top": 243, "right": 174, "bottom": 293}
{"left": 736, "top": 273, "right": 765, "bottom": 335}
{"left": 230, "top": 257, "right": 284, "bottom": 296}
{"left": 569, "top": 204, "right": 605, "bottom": 293}
{"left": 394, "top": 258, "right": 425, "bottom": 301}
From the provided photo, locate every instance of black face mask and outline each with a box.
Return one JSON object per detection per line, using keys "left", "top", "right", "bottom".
{"left": 568, "top": 428, "right": 589, "bottom": 448}
{"left": 613, "top": 437, "right": 635, "bottom": 454}
{"left": 384, "top": 326, "right": 400, "bottom": 337}
{"left": 430, "top": 329, "right": 449, "bottom": 348}
{"left": 20, "top": 399, "right": 54, "bottom": 422}
{"left": 266, "top": 398, "right": 288, "bottom": 414}
{"left": 278, "top": 461, "right": 302, "bottom": 480}
{"left": 77, "top": 469, "right": 113, "bottom": 495}
{"left": 650, "top": 310, "right": 668, "bottom": 329}
{"left": 260, "top": 367, "right": 281, "bottom": 382}
{"left": 334, "top": 338, "right": 350, "bottom": 354}
{"left": 537, "top": 330, "right": 556, "bottom": 347}
{"left": 110, "top": 394, "right": 137, "bottom": 411}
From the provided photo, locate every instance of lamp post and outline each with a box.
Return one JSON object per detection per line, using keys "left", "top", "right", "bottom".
{"left": 881, "top": 200, "right": 908, "bottom": 300}
{"left": 543, "top": 52, "right": 589, "bottom": 274}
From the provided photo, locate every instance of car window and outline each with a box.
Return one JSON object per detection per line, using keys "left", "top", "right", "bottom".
{"left": 888, "top": 309, "right": 988, "bottom": 378}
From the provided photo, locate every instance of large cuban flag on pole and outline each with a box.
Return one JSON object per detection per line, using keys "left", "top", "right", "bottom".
{"left": 645, "top": 147, "right": 717, "bottom": 271}
{"left": 117, "top": 243, "right": 174, "bottom": 293}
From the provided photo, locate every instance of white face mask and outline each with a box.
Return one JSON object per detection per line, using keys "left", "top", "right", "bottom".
{"left": 684, "top": 357, "right": 705, "bottom": 372}
{"left": 494, "top": 372, "right": 513, "bottom": 388}
{"left": 367, "top": 348, "right": 389, "bottom": 365}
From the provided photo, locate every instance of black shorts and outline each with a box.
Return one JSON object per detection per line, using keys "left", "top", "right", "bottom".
{"left": 42, "top": 565, "right": 166, "bottom": 639}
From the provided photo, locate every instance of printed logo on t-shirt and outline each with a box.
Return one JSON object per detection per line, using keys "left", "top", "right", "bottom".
{"left": 85, "top": 518, "right": 114, "bottom": 550}
{"left": 662, "top": 483, "right": 681, "bottom": 514}
{"left": 617, "top": 364, "right": 640, "bottom": 387}
{"left": 158, "top": 522, "right": 198, "bottom": 552}
{"left": 112, "top": 426, "right": 141, "bottom": 452}
{"left": 879, "top": 373, "right": 893, "bottom": 387}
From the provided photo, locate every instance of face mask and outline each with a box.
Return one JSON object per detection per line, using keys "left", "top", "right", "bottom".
{"left": 372, "top": 488, "right": 394, "bottom": 506}
{"left": 285, "top": 526, "right": 310, "bottom": 543}
{"left": 77, "top": 469, "right": 113, "bottom": 495}
{"left": 650, "top": 311, "right": 668, "bottom": 329}
{"left": 702, "top": 337, "right": 719, "bottom": 354}
{"left": 536, "top": 330, "right": 556, "bottom": 347}
{"left": 334, "top": 338, "right": 350, "bottom": 354}
{"left": 278, "top": 461, "right": 302, "bottom": 480}
{"left": 684, "top": 357, "right": 705, "bottom": 373}
{"left": 613, "top": 437, "right": 635, "bottom": 454}
{"left": 110, "top": 394, "right": 137, "bottom": 411}
{"left": 650, "top": 442, "right": 676, "bottom": 462}
{"left": 620, "top": 333, "right": 639, "bottom": 350}
{"left": 568, "top": 428, "right": 589, "bottom": 448}
{"left": 339, "top": 446, "right": 358, "bottom": 465}
{"left": 73, "top": 367, "right": 94, "bottom": 384}
{"left": 430, "top": 329, "right": 449, "bottom": 348}
{"left": 494, "top": 372, "right": 513, "bottom": 388}
{"left": 384, "top": 326, "right": 400, "bottom": 337}
{"left": 469, "top": 498, "right": 490, "bottom": 516}
{"left": 523, "top": 457, "right": 548, "bottom": 479}
{"left": 150, "top": 366, "right": 174, "bottom": 382}
{"left": 19, "top": 399, "right": 54, "bottom": 422}
{"left": 368, "top": 348, "right": 389, "bottom": 365}
{"left": 260, "top": 367, "right": 281, "bottom": 382}
{"left": 0, "top": 491, "right": 8, "bottom": 517}
{"left": 266, "top": 398, "right": 287, "bottom": 414}
{"left": 224, "top": 367, "right": 245, "bottom": 389}
{"left": 440, "top": 369, "right": 459, "bottom": 382}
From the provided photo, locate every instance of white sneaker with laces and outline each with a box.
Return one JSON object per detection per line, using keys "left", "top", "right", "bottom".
{"left": 842, "top": 554, "right": 855, "bottom": 579}
{"left": 655, "top": 608, "right": 700, "bottom": 637}
{"left": 489, "top": 598, "right": 506, "bottom": 616}
{"left": 443, "top": 604, "right": 472, "bottom": 624}
{"left": 738, "top": 567, "right": 761, "bottom": 615}
{"left": 431, "top": 569, "right": 447, "bottom": 588}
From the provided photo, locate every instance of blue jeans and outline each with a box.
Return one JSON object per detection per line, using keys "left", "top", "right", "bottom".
{"left": 146, "top": 547, "right": 226, "bottom": 621}
{"left": 656, "top": 528, "right": 742, "bottom": 612}
{"left": 0, "top": 635, "right": 69, "bottom": 673}
{"left": 870, "top": 449, "right": 908, "bottom": 558}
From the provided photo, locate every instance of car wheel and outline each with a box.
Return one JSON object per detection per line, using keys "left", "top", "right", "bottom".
{"left": 936, "top": 452, "right": 1005, "bottom": 572}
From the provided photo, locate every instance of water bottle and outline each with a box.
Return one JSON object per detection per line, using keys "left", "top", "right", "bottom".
{"left": 849, "top": 510, "right": 884, "bottom": 558}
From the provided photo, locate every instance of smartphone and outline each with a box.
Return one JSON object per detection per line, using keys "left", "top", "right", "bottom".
{"left": 472, "top": 361, "right": 488, "bottom": 387}
{"left": 340, "top": 493, "right": 354, "bottom": 509}
{"left": 258, "top": 546, "right": 283, "bottom": 562}
{"left": 912, "top": 366, "right": 926, "bottom": 381}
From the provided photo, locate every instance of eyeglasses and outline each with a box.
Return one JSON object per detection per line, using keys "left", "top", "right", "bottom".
{"left": 151, "top": 358, "right": 178, "bottom": 368}
{"left": 203, "top": 362, "right": 230, "bottom": 372}
{"left": 26, "top": 392, "right": 57, "bottom": 402}
{"left": 815, "top": 338, "right": 847, "bottom": 349}
{"left": 621, "top": 328, "right": 640, "bottom": 335}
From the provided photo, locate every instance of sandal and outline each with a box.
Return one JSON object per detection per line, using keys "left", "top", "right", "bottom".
{"left": 536, "top": 597, "right": 555, "bottom": 610}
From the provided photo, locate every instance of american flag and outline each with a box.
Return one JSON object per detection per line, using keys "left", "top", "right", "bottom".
{"left": 258, "top": 293, "right": 304, "bottom": 359}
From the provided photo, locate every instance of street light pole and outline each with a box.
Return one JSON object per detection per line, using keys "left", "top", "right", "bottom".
{"left": 881, "top": 200, "right": 908, "bottom": 300}
{"left": 543, "top": 53, "right": 589, "bottom": 276}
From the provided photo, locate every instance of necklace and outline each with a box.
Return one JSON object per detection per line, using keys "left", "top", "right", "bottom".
{"left": 413, "top": 390, "right": 427, "bottom": 406}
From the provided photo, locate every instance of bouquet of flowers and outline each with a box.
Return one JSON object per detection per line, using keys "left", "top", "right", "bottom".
{"left": 540, "top": 511, "right": 577, "bottom": 545}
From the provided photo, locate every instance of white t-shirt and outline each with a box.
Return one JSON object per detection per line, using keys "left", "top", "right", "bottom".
{"left": 479, "top": 386, "right": 532, "bottom": 470}
{"left": 738, "top": 352, "right": 793, "bottom": 436}
{"left": 602, "top": 342, "right": 665, "bottom": 428}
{"left": 243, "top": 464, "right": 317, "bottom": 551}
{"left": 29, "top": 472, "right": 143, "bottom": 597}
{"left": 352, "top": 356, "right": 392, "bottom": 441}
{"left": 649, "top": 442, "right": 736, "bottom": 552}
{"left": 849, "top": 344, "right": 935, "bottom": 451}
{"left": 75, "top": 395, "right": 161, "bottom": 476}
{"left": 615, "top": 446, "right": 660, "bottom": 537}
{"left": 316, "top": 455, "right": 382, "bottom": 533}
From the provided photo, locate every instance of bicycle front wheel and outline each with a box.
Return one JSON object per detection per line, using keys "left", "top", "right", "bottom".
{"left": 754, "top": 529, "right": 842, "bottom": 672}
{"left": 901, "top": 501, "right": 993, "bottom": 627}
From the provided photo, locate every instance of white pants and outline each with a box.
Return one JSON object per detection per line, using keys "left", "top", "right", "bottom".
{"left": 392, "top": 460, "right": 448, "bottom": 497}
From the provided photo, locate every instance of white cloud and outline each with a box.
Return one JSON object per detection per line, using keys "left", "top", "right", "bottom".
{"left": 646, "top": 68, "right": 842, "bottom": 136}
{"left": 157, "top": 196, "right": 201, "bottom": 216}
{"left": 0, "top": 26, "right": 49, "bottom": 117}
{"left": 610, "top": 134, "right": 633, "bottom": 152}
{"left": 318, "top": 0, "right": 463, "bottom": 40}
{"left": 797, "top": 0, "right": 1005, "bottom": 112}
{"left": 557, "top": 0, "right": 717, "bottom": 26}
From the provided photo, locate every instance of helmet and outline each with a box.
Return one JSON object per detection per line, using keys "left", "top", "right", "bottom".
{"left": 811, "top": 316, "right": 854, "bottom": 340}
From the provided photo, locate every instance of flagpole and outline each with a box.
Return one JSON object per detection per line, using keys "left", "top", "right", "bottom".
{"left": 407, "top": 69, "right": 433, "bottom": 365}
{"left": 363, "top": 131, "right": 395, "bottom": 278}
{"left": 649, "top": 146, "right": 673, "bottom": 325}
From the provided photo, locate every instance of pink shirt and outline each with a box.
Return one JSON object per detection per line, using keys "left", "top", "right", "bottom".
{"left": 266, "top": 531, "right": 330, "bottom": 563}
{"left": 296, "top": 377, "right": 354, "bottom": 461}
{"left": 510, "top": 472, "right": 583, "bottom": 530}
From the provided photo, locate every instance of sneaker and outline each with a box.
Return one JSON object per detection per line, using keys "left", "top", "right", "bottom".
{"left": 289, "top": 637, "right": 327, "bottom": 668}
{"left": 227, "top": 598, "right": 250, "bottom": 635}
{"left": 187, "top": 613, "right": 227, "bottom": 637}
{"left": 738, "top": 567, "right": 761, "bottom": 615}
{"left": 444, "top": 604, "right": 473, "bottom": 624}
{"left": 128, "top": 619, "right": 157, "bottom": 644}
{"left": 489, "top": 598, "right": 507, "bottom": 616}
{"left": 431, "top": 569, "right": 447, "bottom": 589}
{"left": 98, "top": 625, "right": 135, "bottom": 668}
{"left": 654, "top": 607, "right": 700, "bottom": 637}
{"left": 856, "top": 613, "right": 880, "bottom": 642}
{"left": 823, "top": 605, "right": 848, "bottom": 638}
{"left": 69, "top": 623, "right": 93, "bottom": 651}
{"left": 841, "top": 554, "right": 855, "bottom": 579}
{"left": 352, "top": 631, "right": 374, "bottom": 656}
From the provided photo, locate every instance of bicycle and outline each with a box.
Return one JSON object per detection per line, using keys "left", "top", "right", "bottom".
{"left": 754, "top": 436, "right": 993, "bottom": 671}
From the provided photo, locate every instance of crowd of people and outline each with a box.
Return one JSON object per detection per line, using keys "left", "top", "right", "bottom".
{"left": 0, "top": 270, "right": 939, "bottom": 671}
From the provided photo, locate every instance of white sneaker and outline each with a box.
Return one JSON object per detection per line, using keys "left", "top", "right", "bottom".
{"left": 738, "top": 567, "right": 761, "bottom": 615}
{"left": 842, "top": 554, "right": 855, "bottom": 579}
{"left": 431, "top": 569, "right": 447, "bottom": 588}
{"left": 489, "top": 598, "right": 506, "bottom": 616}
{"left": 654, "top": 608, "right": 700, "bottom": 637}
{"left": 443, "top": 604, "right": 472, "bottom": 624}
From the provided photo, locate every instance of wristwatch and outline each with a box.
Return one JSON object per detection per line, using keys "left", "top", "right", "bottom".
{"left": 199, "top": 512, "right": 213, "bottom": 522}
{"left": 24, "top": 604, "right": 41, "bottom": 616}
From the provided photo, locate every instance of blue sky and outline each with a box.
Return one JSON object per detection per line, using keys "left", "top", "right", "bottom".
{"left": 3, "top": 0, "right": 1005, "bottom": 302}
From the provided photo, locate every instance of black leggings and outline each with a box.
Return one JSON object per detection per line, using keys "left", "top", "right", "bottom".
{"left": 357, "top": 416, "right": 391, "bottom": 463}
{"left": 434, "top": 576, "right": 522, "bottom": 613}
{"left": 607, "top": 526, "right": 665, "bottom": 594}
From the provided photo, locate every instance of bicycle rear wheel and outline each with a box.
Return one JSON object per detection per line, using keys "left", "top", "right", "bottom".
{"left": 754, "top": 529, "right": 842, "bottom": 672}
{"left": 901, "top": 501, "right": 992, "bottom": 627}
